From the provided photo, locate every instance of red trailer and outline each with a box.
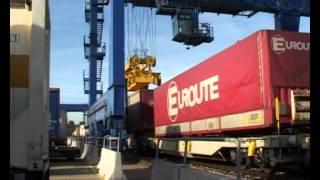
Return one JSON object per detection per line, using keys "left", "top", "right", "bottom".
{"left": 154, "top": 30, "right": 310, "bottom": 137}
{"left": 127, "top": 89, "right": 154, "bottom": 133}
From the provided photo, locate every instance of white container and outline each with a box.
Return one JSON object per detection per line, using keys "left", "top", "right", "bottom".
{"left": 10, "top": 0, "right": 51, "bottom": 178}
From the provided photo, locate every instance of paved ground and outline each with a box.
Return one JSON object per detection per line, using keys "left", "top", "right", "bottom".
{"left": 49, "top": 156, "right": 152, "bottom": 180}
{"left": 122, "top": 155, "right": 152, "bottom": 180}
{"left": 50, "top": 159, "right": 102, "bottom": 180}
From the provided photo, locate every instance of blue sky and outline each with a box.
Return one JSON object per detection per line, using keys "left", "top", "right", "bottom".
{"left": 49, "top": 0, "right": 310, "bottom": 124}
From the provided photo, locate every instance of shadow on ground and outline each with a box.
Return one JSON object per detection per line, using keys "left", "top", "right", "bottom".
{"left": 50, "top": 167, "right": 98, "bottom": 176}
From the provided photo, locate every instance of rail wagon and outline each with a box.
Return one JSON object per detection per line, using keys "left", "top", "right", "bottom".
{"left": 153, "top": 30, "right": 310, "bottom": 168}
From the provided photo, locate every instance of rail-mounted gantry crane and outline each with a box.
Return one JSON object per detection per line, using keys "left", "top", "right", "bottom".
{"left": 83, "top": 0, "right": 109, "bottom": 106}
{"left": 84, "top": 0, "right": 310, "bottom": 148}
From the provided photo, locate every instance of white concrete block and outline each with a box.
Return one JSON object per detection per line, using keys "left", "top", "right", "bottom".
{"left": 97, "top": 148, "right": 127, "bottom": 180}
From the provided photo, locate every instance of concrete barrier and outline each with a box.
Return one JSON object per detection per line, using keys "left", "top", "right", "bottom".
{"left": 67, "top": 137, "right": 83, "bottom": 148}
{"left": 80, "top": 143, "right": 100, "bottom": 165}
{"left": 67, "top": 137, "right": 72, "bottom": 146}
{"left": 79, "top": 140, "right": 85, "bottom": 154}
{"left": 151, "top": 159, "right": 233, "bottom": 180}
{"left": 80, "top": 143, "right": 88, "bottom": 159}
{"left": 70, "top": 139, "right": 81, "bottom": 148}
{"left": 97, "top": 148, "right": 127, "bottom": 180}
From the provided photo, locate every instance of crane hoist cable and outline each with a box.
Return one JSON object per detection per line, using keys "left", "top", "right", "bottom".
{"left": 124, "top": 3, "right": 160, "bottom": 91}
{"left": 127, "top": 3, "right": 156, "bottom": 58}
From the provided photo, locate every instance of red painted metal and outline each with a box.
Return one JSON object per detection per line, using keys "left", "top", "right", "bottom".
{"left": 153, "top": 30, "right": 309, "bottom": 137}
{"left": 127, "top": 89, "right": 154, "bottom": 133}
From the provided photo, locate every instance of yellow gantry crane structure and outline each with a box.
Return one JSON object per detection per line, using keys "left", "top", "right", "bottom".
{"left": 125, "top": 55, "right": 161, "bottom": 91}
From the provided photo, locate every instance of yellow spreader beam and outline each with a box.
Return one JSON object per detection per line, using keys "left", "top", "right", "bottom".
{"left": 125, "top": 55, "right": 161, "bottom": 91}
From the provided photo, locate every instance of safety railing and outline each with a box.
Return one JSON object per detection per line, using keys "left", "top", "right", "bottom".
{"left": 103, "top": 135, "right": 120, "bottom": 152}
{"left": 188, "top": 23, "right": 214, "bottom": 44}
{"left": 83, "top": 135, "right": 120, "bottom": 151}
{"left": 84, "top": 0, "right": 91, "bottom": 22}
{"left": 95, "top": 137, "right": 105, "bottom": 147}
{"left": 83, "top": 70, "right": 89, "bottom": 94}
{"left": 85, "top": 136, "right": 95, "bottom": 144}
{"left": 83, "top": 36, "right": 90, "bottom": 59}
{"left": 99, "top": 43, "right": 106, "bottom": 52}
{"left": 196, "top": 23, "right": 213, "bottom": 38}
{"left": 97, "top": 43, "right": 106, "bottom": 59}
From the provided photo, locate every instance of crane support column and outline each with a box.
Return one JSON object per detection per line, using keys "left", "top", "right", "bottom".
{"left": 275, "top": 13, "right": 300, "bottom": 31}
{"left": 108, "top": 0, "right": 125, "bottom": 138}
{"left": 89, "top": 0, "right": 98, "bottom": 105}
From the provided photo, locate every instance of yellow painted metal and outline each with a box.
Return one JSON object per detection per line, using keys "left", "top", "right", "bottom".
{"left": 125, "top": 55, "right": 161, "bottom": 91}
{"left": 275, "top": 97, "right": 280, "bottom": 135}
{"left": 275, "top": 97, "right": 280, "bottom": 121}
{"left": 247, "top": 140, "right": 256, "bottom": 157}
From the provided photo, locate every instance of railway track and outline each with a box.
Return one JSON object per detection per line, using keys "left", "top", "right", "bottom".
{"left": 157, "top": 154, "right": 309, "bottom": 180}
{"left": 191, "top": 159, "right": 311, "bottom": 180}
{"left": 189, "top": 160, "right": 270, "bottom": 180}
{"left": 122, "top": 150, "right": 310, "bottom": 180}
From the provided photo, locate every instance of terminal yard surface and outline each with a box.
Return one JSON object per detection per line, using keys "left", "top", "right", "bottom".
{"left": 49, "top": 157, "right": 152, "bottom": 180}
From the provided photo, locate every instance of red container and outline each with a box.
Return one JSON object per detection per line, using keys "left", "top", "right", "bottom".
{"left": 154, "top": 30, "right": 309, "bottom": 137}
{"left": 127, "top": 89, "right": 154, "bottom": 133}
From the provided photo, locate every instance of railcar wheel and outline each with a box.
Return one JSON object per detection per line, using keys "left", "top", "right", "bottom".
{"left": 254, "top": 152, "right": 267, "bottom": 169}
{"left": 229, "top": 149, "right": 244, "bottom": 164}
{"left": 229, "top": 150, "right": 237, "bottom": 164}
